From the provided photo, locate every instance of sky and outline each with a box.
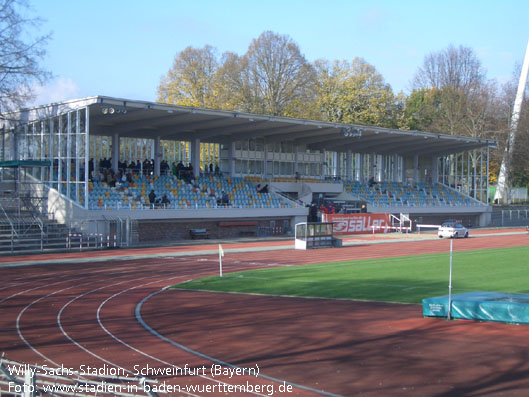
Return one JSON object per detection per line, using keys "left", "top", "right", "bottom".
{"left": 29, "top": 0, "right": 529, "bottom": 107}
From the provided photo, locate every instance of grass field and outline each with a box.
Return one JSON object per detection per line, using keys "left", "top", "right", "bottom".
{"left": 174, "top": 246, "right": 529, "bottom": 303}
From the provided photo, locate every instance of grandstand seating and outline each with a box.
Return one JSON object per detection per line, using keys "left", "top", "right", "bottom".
{"left": 87, "top": 174, "right": 296, "bottom": 210}
{"left": 343, "top": 180, "right": 482, "bottom": 208}
{"left": 88, "top": 174, "right": 481, "bottom": 211}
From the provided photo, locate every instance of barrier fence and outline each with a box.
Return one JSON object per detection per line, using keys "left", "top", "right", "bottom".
{"left": 66, "top": 232, "right": 117, "bottom": 251}
{"left": 416, "top": 224, "right": 442, "bottom": 234}
{"left": 370, "top": 224, "right": 412, "bottom": 236}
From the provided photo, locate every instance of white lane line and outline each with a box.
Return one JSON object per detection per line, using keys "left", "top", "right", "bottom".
{"left": 136, "top": 289, "right": 341, "bottom": 397}
{"left": 15, "top": 273, "right": 109, "bottom": 366}
{"left": 95, "top": 275, "right": 253, "bottom": 397}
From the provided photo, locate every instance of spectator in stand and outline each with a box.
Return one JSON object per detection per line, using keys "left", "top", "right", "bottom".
{"left": 214, "top": 164, "right": 220, "bottom": 176}
{"left": 88, "top": 158, "right": 94, "bottom": 179}
{"left": 161, "top": 194, "right": 170, "bottom": 206}
{"left": 161, "top": 160, "right": 170, "bottom": 175}
{"left": 209, "top": 163, "right": 214, "bottom": 174}
{"left": 261, "top": 184, "right": 269, "bottom": 194}
{"left": 148, "top": 190, "right": 156, "bottom": 205}
{"left": 221, "top": 190, "right": 230, "bottom": 206}
{"left": 183, "top": 163, "right": 193, "bottom": 183}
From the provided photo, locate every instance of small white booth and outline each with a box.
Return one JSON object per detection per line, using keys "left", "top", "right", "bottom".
{"left": 294, "top": 222, "right": 341, "bottom": 250}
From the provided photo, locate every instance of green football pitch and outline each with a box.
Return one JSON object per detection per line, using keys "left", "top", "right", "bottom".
{"left": 173, "top": 246, "right": 529, "bottom": 303}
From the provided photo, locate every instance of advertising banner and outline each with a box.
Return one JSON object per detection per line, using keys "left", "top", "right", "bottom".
{"left": 322, "top": 213, "right": 391, "bottom": 235}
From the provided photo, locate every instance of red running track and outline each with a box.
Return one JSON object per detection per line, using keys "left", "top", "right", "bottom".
{"left": 1, "top": 230, "right": 529, "bottom": 396}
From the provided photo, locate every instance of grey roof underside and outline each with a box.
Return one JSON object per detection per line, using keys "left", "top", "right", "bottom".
{"left": 14, "top": 96, "right": 497, "bottom": 157}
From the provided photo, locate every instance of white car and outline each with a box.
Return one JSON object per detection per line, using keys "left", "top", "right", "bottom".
{"left": 438, "top": 221, "right": 469, "bottom": 238}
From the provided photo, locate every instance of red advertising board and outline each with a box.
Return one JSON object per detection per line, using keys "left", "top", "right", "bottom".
{"left": 322, "top": 213, "right": 391, "bottom": 235}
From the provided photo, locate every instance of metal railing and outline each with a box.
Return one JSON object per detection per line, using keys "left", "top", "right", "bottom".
{"left": 491, "top": 208, "right": 529, "bottom": 227}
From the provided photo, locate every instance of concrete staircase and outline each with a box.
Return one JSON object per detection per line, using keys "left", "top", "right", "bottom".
{"left": 0, "top": 191, "right": 72, "bottom": 254}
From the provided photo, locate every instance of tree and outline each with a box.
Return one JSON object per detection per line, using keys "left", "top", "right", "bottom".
{"left": 402, "top": 88, "right": 441, "bottom": 130}
{"left": 158, "top": 32, "right": 317, "bottom": 117}
{"left": 413, "top": 45, "right": 484, "bottom": 94}
{"left": 242, "top": 31, "right": 316, "bottom": 117}
{"left": 214, "top": 51, "right": 258, "bottom": 113}
{"left": 157, "top": 45, "right": 219, "bottom": 108}
{"left": 315, "top": 57, "right": 403, "bottom": 127}
{"left": 410, "top": 45, "right": 490, "bottom": 136}
{"left": 0, "top": 0, "right": 50, "bottom": 112}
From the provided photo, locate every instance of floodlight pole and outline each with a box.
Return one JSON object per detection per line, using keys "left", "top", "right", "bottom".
{"left": 447, "top": 240, "right": 453, "bottom": 320}
{"left": 495, "top": 38, "right": 529, "bottom": 204}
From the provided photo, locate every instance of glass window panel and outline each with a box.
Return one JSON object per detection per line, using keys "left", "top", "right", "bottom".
{"left": 78, "top": 134, "right": 85, "bottom": 158}
{"left": 70, "top": 132, "right": 77, "bottom": 159}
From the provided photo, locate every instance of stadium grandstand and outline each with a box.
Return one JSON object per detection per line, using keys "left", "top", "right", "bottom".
{"left": 0, "top": 96, "right": 496, "bottom": 250}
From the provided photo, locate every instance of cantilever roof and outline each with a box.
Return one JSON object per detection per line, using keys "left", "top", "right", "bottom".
{"left": 4, "top": 96, "right": 497, "bottom": 157}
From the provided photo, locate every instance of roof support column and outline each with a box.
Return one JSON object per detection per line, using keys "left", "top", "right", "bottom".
{"left": 263, "top": 145, "right": 268, "bottom": 178}
{"left": 191, "top": 138, "right": 200, "bottom": 178}
{"left": 413, "top": 154, "right": 419, "bottom": 184}
{"left": 12, "top": 127, "right": 17, "bottom": 162}
{"left": 432, "top": 156, "right": 439, "bottom": 184}
{"left": 112, "top": 133, "right": 119, "bottom": 174}
{"left": 392, "top": 154, "right": 398, "bottom": 181}
{"left": 335, "top": 152, "right": 341, "bottom": 179}
{"left": 322, "top": 150, "right": 327, "bottom": 178}
{"left": 228, "top": 142, "right": 235, "bottom": 177}
{"left": 358, "top": 153, "right": 364, "bottom": 182}
{"left": 346, "top": 151, "right": 352, "bottom": 181}
{"left": 371, "top": 153, "right": 377, "bottom": 181}
{"left": 154, "top": 136, "right": 160, "bottom": 176}
{"left": 454, "top": 154, "right": 458, "bottom": 188}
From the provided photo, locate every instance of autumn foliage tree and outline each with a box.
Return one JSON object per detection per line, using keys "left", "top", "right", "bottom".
{"left": 314, "top": 58, "right": 403, "bottom": 127}
{"left": 158, "top": 32, "right": 317, "bottom": 117}
{"left": 158, "top": 45, "right": 219, "bottom": 108}
{"left": 158, "top": 34, "right": 524, "bottom": 189}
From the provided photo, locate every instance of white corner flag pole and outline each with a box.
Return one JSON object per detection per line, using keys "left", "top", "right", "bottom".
{"left": 447, "top": 240, "right": 453, "bottom": 320}
{"left": 219, "top": 244, "right": 224, "bottom": 277}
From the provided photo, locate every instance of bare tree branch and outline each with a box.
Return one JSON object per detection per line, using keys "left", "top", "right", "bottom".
{"left": 0, "top": 0, "right": 51, "bottom": 113}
